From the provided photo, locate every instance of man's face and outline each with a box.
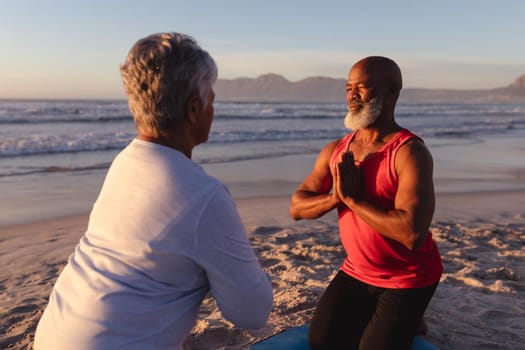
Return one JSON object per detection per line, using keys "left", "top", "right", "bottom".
{"left": 344, "top": 96, "right": 383, "bottom": 131}
{"left": 344, "top": 65, "right": 384, "bottom": 130}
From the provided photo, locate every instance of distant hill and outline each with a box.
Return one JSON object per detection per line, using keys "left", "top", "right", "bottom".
{"left": 215, "top": 74, "right": 525, "bottom": 103}
{"left": 215, "top": 74, "right": 346, "bottom": 103}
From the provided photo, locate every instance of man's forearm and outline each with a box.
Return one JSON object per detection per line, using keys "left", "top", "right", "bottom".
{"left": 290, "top": 191, "right": 339, "bottom": 220}
{"left": 342, "top": 197, "right": 427, "bottom": 250}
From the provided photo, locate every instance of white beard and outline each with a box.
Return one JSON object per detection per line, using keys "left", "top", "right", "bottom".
{"left": 344, "top": 97, "right": 383, "bottom": 131}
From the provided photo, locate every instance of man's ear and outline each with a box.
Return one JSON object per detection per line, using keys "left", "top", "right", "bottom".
{"left": 186, "top": 94, "right": 201, "bottom": 124}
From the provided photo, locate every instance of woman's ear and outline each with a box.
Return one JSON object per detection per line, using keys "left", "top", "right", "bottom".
{"left": 186, "top": 94, "right": 201, "bottom": 124}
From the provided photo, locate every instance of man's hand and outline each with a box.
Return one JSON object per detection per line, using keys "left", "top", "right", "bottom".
{"left": 335, "top": 151, "right": 362, "bottom": 202}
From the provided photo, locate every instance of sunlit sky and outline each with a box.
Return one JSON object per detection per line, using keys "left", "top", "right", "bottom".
{"left": 1, "top": 0, "right": 525, "bottom": 99}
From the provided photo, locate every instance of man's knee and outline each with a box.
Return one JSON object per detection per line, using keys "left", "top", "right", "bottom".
{"left": 308, "top": 326, "right": 331, "bottom": 350}
{"left": 308, "top": 325, "right": 357, "bottom": 350}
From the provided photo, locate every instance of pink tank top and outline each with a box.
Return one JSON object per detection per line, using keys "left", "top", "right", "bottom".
{"left": 330, "top": 129, "right": 442, "bottom": 288}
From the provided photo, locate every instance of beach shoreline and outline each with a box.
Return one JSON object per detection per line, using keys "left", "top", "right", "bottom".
{"left": 2, "top": 187, "right": 524, "bottom": 231}
{"left": 2, "top": 133, "right": 525, "bottom": 229}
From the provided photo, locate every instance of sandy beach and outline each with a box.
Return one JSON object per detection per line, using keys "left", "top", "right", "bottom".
{"left": 1, "top": 137, "right": 525, "bottom": 349}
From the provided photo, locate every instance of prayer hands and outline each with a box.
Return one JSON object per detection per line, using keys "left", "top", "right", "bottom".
{"left": 335, "top": 151, "right": 362, "bottom": 203}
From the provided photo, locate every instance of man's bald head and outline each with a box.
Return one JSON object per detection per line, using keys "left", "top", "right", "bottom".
{"left": 351, "top": 56, "right": 403, "bottom": 97}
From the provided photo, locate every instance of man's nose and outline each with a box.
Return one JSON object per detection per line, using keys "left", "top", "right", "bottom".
{"left": 347, "top": 88, "right": 360, "bottom": 101}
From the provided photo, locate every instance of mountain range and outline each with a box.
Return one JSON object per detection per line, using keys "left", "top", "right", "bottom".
{"left": 214, "top": 74, "right": 525, "bottom": 103}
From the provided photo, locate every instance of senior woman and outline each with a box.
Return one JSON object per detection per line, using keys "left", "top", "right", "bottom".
{"left": 34, "top": 32, "right": 273, "bottom": 350}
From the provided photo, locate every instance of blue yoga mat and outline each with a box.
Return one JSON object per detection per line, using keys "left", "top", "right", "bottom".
{"left": 251, "top": 325, "right": 310, "bottom": 350}
{"left": 250, "top": 325, "right": 439, "bottom": 350}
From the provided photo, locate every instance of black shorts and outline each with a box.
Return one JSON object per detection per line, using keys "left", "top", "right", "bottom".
{"left": 309, "top": 270, "right": 438, "bottom": 350}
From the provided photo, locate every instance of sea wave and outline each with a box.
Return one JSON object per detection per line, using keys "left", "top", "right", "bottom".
{"left": 215, "top": 114, "right": 342, "bottom": 120}
{"left": 0, "top": 145, "right": 324, "bottom": 178}
{"left": 0, "top": 113, "right": 343, "bottom": 124}
{"left": 0, "top": 163, "right": 111, "bottom": 178}
{"left": 0, "top": 115, "right": 133, "bottom": 124}
{"left": 0, "top": 132, "right": 135, "bottom": 157}
{"left": 3, "top": 100, "right": 525, "bottom": 125}
{"left": 1, "top": 120, "right": 523, "bottom": 158}
{"left": 1, "top": 100, "right": 525, "bottom": 179}
{"left": 0, "top": 129, "right": 346, "bottom": 157}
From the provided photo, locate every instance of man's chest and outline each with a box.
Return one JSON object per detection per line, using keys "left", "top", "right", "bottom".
{"left": 347, "top": 141, "right": 386, "bottom": 162}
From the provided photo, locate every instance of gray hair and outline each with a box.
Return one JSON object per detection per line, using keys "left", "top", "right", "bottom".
{"left": 120, "top": 32, "right": 218, "bottom": 137}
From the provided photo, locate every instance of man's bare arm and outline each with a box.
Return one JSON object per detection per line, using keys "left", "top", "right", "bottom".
{"left": 335, "top": 139, "right": 435, "bottom": 250}
{"left": 290, "top": 140, "right": 341, "bottom": 220}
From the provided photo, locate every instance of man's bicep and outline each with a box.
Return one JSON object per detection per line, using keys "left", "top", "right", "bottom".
{"left": 395, "top": 141, "right": 435, "bottom": 226}
{"left": 297, "top": 169, "right": 333, "bottom": 194}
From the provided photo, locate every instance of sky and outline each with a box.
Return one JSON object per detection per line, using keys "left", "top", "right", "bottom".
{"left": 1, "top": 0, "right": 525, "bottom": 99}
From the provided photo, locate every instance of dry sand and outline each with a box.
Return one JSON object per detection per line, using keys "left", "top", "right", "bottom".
{"left": 1, "top": 190, "right": 524, "bottom": 350}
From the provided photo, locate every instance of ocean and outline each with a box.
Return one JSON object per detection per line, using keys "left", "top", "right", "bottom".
{"left": 2, "top": 100, "right": 525, "bottom": 177}
{"left": 1, "top": 99, "right": 525, "bottom": 226}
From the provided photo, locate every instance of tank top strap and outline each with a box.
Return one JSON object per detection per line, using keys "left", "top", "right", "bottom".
{"left": 388, "top": 128, "right": 422, "bottom": 151}
{"left": 384, "top": 128, "right": 422, "bottom": 178}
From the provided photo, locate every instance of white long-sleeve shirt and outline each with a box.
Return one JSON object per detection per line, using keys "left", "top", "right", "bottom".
{"left": 34, "top": 139, "right": 273, "bottom": 350}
